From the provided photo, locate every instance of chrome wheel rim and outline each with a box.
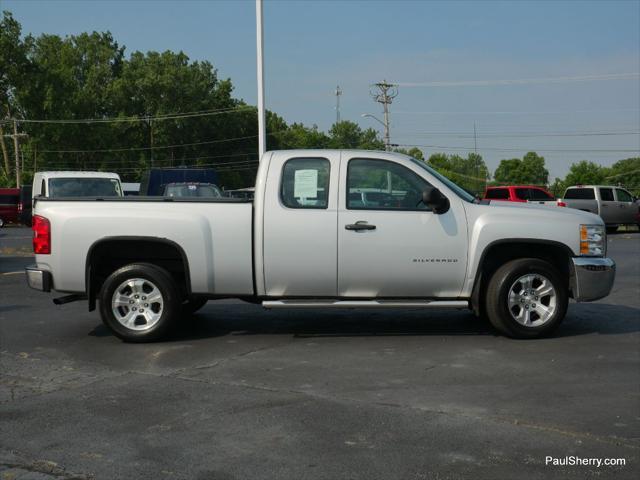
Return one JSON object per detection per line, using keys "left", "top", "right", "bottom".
{"left": 111, "top": 278, "right": 164, "bottom": 331}
{"left": 507, "top": 273, "right": 557, "bottom": 327}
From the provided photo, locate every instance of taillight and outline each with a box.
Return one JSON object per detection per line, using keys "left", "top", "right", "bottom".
{"left": 32, "top": 215, "right": 51, "bottom": 254}
{"left": 557, "top": 200, "right": 567, "bottom": 207}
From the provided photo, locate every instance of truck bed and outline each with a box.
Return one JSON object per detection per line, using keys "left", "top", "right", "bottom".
{"left": 34, "top": 197, "right": 254, "bottom": 295}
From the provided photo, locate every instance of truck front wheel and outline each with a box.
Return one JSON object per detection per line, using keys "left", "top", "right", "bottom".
{"left": 485, "top": 258, "right": 568, "bottom": 339}
{"left": 99, "top": 263, "right": 181, "bottom": 342}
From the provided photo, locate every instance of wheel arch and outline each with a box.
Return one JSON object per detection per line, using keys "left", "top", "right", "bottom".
{"left": 470, "top": 239, "right": 574, "bottom": 316}
{"left": 86, "top": 236, "right": 191, "bottom": 311}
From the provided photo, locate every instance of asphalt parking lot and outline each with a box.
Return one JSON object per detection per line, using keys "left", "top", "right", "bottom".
{"left": 1, "top": 226, "right": 638, "bottom": 480}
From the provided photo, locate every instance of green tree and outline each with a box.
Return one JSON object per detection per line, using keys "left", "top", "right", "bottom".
{"left": 427, "top": 152, "right": 489, "bottom": 195}
{"left": 276, "top": 122, "right": 329, "bottom": 149}
{"left": 427, "top": 153, "right": 451, "bottom": 171}
{"left": 0, "top": 10, "right": 31, "bottom": 181}
{"left": 327, "top": 121, "right": 384, "bottom": 150}
{"left": 563, "top": 160, "right": 609, "bottom": 187}
{"left": 494, "top": 152, "right": 548, "bottom": 185}
{"left": 394, "top": 147, "right": 424, "bottom": 160}
{"left": 606, "top": 157, "right": 640, "bottom": 195}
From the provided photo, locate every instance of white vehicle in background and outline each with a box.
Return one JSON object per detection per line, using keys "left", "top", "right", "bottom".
{"left": 32, "top": 171, "right": 123, "bottom": 200}
{"left": 26, "top": 150, "right": 615, "bottom": 342}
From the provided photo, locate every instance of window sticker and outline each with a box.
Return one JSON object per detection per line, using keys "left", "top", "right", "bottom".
{"left": 294, "top": 169, "right": 318, "bottom": 199}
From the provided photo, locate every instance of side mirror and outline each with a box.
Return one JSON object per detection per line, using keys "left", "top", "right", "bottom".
{"left": 422, "top": 187, "right": 450, "bottom": 214}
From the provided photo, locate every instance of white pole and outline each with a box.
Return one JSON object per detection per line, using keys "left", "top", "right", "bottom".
{"left": 256, "top": 0, "right": 266, "bottom": 160}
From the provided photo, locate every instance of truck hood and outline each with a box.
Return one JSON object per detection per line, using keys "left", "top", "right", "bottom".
{"left": 471, "top": 200, "right": 603, "bottom": 225}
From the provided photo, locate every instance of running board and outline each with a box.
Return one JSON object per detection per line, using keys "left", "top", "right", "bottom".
{"left": 262, "top": 300, "right": 469, "bottom": 309}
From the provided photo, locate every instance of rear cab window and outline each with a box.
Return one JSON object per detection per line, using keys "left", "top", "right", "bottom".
{"left": 515, "top": 188, "right": 530, "bottom": 200}
{"left": 48, "top": 178, "right": 122, "bottom": 197}
{"left": 564, "top": 188, "right": 595, "bottom": 200}
{"left": 280, "top": 158, "right": 330, "bottom": 209}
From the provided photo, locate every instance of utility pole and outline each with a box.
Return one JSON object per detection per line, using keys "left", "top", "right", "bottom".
{"left": 146, "top": 115, "right": 154, "bottom": 168}
{"left": 334, "top": 85, "right": 342, "bottom": 124}
{"left": 3, "top": 120, "right": 28, "bottom": 187}
{"left": 370, "top": 80, "right": 398, "bottom": 151}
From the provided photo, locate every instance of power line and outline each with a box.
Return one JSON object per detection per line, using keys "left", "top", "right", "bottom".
{"left": 605, "top": 168, "right": 640, "bottom": 179}
{"left": 38, "top": 131, "right": 287, "bottom": 154}
{"left": 5, "top": 106, "right": 256, "bottom": 125}
{"left": 397, "top": 131, "right": 640, "bottom": 139}
{"left": 396, "top": 72, "right": 640, "bottom": 88}
{"left": 394, "top": 108, "right": 640, "bottom": 115}
{"left": 40, "top": 151, "right": 258, "bottom": 166}
{"left": 44, "top": 157, "right": 260, "bottom": 171}
{"left": 396, "top": 143, "right": 640, "bottom": 153}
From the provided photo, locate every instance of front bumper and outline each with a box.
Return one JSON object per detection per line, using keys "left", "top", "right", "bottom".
{"left": 571, "top": 257, "right": 615, "bottom": 302}
{"left": 25, "top": 265, "right": 52, "bottom": 292}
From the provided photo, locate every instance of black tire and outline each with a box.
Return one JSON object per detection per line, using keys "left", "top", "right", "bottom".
{"left": 99, "top": 263, "right": 181, "bottom": 342}
{"left": 181, "top": 297, "right": 208, "bottom": 315}
{"left": 485, "top": 258, "right": 568, "bottom": 339}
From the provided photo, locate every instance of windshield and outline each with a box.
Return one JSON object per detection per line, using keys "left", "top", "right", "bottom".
{"left": 48, "top": 178, "right": 122, "bottom": 197}
{"left": 408, "top": 158, "right": 476, "bottom": 203}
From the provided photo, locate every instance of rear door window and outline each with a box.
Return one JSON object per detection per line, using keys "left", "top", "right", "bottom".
{"left": 599, "top": 188, "right": 614, "bottom": 201}
{"left": 485, "top": 188, "right": 509, "bottom": 199}
{"left": 564, "top": 188, "right": 595, "bottom": 200}
{"left": 280, "top": 158, "right": 330, "bottom": 209}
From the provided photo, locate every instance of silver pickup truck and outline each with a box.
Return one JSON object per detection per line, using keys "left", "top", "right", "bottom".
{"left": 26, "top": 150, "right": 615, "bottom": 341}
{"left": 563, "top": 185, "right": 639, "bottom": 232}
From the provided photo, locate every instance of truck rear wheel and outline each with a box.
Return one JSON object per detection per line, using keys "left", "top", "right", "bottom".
{"left": 99, "top": 263, "right": 181, "bottom": 342}
{"left": 485, "top": 258, "right": 568, "bottom": 339}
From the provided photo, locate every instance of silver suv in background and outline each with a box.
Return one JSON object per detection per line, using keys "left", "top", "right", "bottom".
{"left": 563, "top": 185, "right": 639, "bottom": 232}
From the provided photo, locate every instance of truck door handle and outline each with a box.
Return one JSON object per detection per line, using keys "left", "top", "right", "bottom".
{"left": 345, "top": 221, "right": 376, "bottom": 231}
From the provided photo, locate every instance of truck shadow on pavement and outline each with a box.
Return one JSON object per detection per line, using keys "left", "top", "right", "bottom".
{"left": 87, "top": 302, "right": 640, "bottom": 341}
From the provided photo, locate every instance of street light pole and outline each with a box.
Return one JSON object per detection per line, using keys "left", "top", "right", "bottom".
{"left": 361, "top": 113, "right": 389, "bottom": 151}
{"left": 256, "top": 0, "right": 266, "bottom": 161}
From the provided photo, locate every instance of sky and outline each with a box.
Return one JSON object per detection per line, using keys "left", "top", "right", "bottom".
{"left": 2, "top": 0, "right": 640, "bottom": 180}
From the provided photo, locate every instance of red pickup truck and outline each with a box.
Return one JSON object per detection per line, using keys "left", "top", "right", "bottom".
{"left": 483, "top": 185, "right": 565, "bottom": 207}
{"left": 0, "top": 187, "right": 20, "bottom": 226}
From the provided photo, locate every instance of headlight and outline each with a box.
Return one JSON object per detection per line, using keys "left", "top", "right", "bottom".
{"left": 580, "top": 224, "right": 605, "bottom": 256}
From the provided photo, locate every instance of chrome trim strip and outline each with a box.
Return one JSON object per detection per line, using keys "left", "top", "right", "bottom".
{"left": 262, "top": 300, "right": 469, "bottom": 309}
